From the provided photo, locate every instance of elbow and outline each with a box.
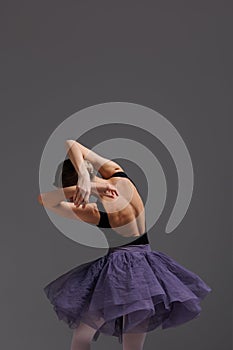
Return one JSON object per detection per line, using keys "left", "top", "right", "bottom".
{"left": 65, "top": 139, "right": 76, "bottom": 151}
{"left": 65, "top": 139, "right": 74, "bottom": 143}
{"left": 37, "top": 194, "right": 43, "bottom": 205}
{"left": 65, "top": 139, "right": 75, "bottom": 146}
{"left": 37, "top": 194, "right": 59, "bottom": 208}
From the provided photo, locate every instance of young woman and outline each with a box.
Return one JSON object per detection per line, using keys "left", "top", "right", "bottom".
{"left": 39, "top": 140, "right": 212, "bottom": 350}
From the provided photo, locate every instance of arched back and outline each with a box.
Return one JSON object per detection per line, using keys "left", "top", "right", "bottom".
{"left": 95, "top": 171, "right": 149, "bottom": 248}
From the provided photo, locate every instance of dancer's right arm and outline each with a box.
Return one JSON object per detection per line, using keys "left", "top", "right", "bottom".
{"left": 65, "top": 140, "right": 124, "bottom": 179}
{"left": 65, "top": 140, "right": 124, "bottom": 208}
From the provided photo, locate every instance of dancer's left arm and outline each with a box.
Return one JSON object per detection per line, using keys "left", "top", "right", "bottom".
{"left": 38, "top": 183, "right": 118, "bottom": 222}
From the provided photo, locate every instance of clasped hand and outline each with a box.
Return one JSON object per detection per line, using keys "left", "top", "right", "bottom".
{"left": 72, "top": 177, "right": 119, "bottom": 208}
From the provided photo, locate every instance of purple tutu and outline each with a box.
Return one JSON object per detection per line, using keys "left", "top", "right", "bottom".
{"left": 43, "top": 244, "right": 212, "bottom": 343}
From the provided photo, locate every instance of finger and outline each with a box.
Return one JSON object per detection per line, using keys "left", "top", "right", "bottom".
{"left": 83, "top": 192, "right": 90, "bottom": 205}
{"left": 80, "top": 199, "right": 87, "bottom": 208}
{"left": 110, "top": 189, "right": 118, "bottom": 197}
{"left": 76, "top": 197, "right": 84, "bottom": 207}
{"left": 109, "top": 186, "right": 118, "bottom": 196}
{"left": 104, "top": 193, "right": 113, "bottom": 198}
{"left": 75, "top": 191, "right": 88, "bottom": 208}
{"left": 74, "top": 191, "right": 84, "bottom": 207}
{"left": 73, "top": 187, "right": 80, "bottom": 202}
{"left": 104, "top": 191, "right": 114, "bottom": 198}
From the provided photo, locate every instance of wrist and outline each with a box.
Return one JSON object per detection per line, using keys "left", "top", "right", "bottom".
{"left": 78, "top": 163, "right": 90, "bottom": 178}
{"left": 90, "top": 182, "right": 98, "bottom": 196}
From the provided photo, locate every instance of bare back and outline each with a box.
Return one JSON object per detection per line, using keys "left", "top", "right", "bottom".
{"left": 96, "top": 174, "right": 146, "bottom": 238}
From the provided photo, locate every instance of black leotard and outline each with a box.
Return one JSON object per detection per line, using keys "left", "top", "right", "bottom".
{"left": 96, "top": 171, "right": 149, "bottom": 247}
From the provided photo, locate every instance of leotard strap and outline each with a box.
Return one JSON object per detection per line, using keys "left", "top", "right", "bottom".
{"left": 107, "top": 171, "right": 136, "bottom": 186}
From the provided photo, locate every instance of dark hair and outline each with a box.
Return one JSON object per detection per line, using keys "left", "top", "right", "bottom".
{"left": 53, "top": 159, "right": 95, "bottom": 188}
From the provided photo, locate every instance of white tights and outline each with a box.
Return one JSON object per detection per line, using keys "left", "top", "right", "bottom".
{"left": 70, "top": 321, "right": 147, "bottom": 350}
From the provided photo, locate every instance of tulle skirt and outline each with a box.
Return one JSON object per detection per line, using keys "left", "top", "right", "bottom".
{"left": 43, "top": 243, "right": 212, "bottom": 343}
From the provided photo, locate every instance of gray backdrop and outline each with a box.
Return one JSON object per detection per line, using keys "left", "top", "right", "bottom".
{"left": 0, "top": 1, "right": 232, "bottom": 349}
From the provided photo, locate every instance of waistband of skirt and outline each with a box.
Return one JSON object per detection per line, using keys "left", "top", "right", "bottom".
{"left": 107, "top": 243, "right": 151, "bottom": 254}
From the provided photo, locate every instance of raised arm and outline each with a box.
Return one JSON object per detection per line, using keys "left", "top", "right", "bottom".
{"left": 65, "top": 140, "right": 124, "bottom": 179}
{"left": 65, "top": 140, "right": 92, "bottom": 207}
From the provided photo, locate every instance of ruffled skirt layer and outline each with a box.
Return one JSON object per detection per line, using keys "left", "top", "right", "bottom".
{"left": 43, "top": 244, "right": 212, "bottom": 343}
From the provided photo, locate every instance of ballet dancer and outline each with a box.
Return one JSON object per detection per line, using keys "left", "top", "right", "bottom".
{"left": 39, "top": 139, "right": 212, "bottom": 350}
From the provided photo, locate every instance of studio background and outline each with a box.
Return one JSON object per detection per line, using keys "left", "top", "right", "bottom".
{"left": 0, "top": 1, "right": 231, "bottom": 350}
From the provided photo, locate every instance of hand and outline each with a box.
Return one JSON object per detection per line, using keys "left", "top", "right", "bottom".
{"left": 73, "top": 175, "right": 91, "bottom": 208}
{"left": 92, "top": 182, "right": 119, "bottom": 199}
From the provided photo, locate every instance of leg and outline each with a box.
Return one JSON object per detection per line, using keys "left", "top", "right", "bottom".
{"left": 123, "top": 332, "right": 147, "bottom": 350}
{"left": 70, "top": 321, "right": 98, "bottom": 350}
